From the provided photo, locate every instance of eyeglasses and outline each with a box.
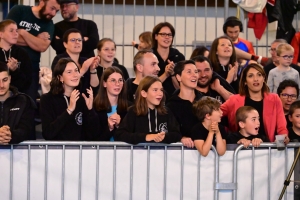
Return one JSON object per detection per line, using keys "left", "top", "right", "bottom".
{"left": 280, "top": 55, "right": 294, "bottom": 60}
{"left": 69, "top": 38, "right": 82, "bottom": 43}
{"left": 268, "top": 48, "right": 276, "bottom": 53}
{"left": 157, "top": 33, "right": 173, "bottom": 38}
{"left": 108, "top": 78, "right": 124, "bottom": 84}
{"left": 280, "top": 93, "right": 298, "bottom": 100}
{"left": 61, "top": 3, "right": 77, "bottom": 8}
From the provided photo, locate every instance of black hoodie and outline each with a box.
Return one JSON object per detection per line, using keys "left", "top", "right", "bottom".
{"left": 153, "top": 47, "right": 185, "bottom": 96}
{"left": 0, "top": 87, "right": 36, "bottom": 144}
{"left": 0, "top": 46, "right": 32, "bottom": 93}
{"left": 114, "top": 106, "right": 182, "bottom": 144}
{"left": 40, "top": 92, "right": 99, "bottom": 141}
{"left": 166, "top": 89, "right": 203, "bottom": 138}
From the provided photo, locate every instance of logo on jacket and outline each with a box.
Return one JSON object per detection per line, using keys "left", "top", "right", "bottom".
{"left": 159, "top": 122, "right": 168, "bottom": 133}
{"left": 75, "top": 112, "right": 83, "bottom": 125}
{"left": 10, "top": 108, "right": 20, "bottom": 111}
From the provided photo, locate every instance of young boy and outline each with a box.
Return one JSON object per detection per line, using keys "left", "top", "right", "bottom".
{"left": 267, "top": 43, "right": 300, "bottom": 93}
{"left": 288, "top": 100, "right": 300, "bottom": 142}
{"left": 227, "top": 106, "right": 268, "bottom": 147}
{"left": 191, "top": 97, "right": 227, "bottom": 157}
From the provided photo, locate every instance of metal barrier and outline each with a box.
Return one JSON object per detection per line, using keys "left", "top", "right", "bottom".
{"left": 231, "top": 143, "right": 299, "bottom": 200}
{"left": 0, "top": 141, "right": 297, "bottom": 200}
{"left": 0, "top": 141, "right": 220, "bottom": 200}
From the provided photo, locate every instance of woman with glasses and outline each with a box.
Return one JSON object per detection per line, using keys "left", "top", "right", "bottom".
{"left": 40, "top": 58, "right": 99, "bottom": 140}
{"left": 277, "top": 79, "right": 299, "bottom": 128}
{"left": 221, "top": 63, "right": 289, "bottom": 143}
{"left": 93, "top": 67, "right": 130, "bottom": 141}
{"left": 96, "top": 38, "right": 129, "bottom": 81}
{"left": 267, "top": 43, "right": 300, "bottom": 93}
{"left": 152, "top": 22, "right": 185, "bottom": 96}
{"left": 51, "top": 28, "right": 99, "bottom": 95}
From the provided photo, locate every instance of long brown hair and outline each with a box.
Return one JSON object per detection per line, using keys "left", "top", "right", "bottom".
{"left": 208, "top": 35, "right": 237, "bottom": 73}
{"left": 94, "top": 67, "right": 128, "bottom": 112}
{"left": 239, "top": 63, "right": 269, "bottom": 97}
{"left": 50, "top": 58, "right": 80, "bottom": 95}
{"left": 134, "top": 76, "right": 167, "bottom": 116}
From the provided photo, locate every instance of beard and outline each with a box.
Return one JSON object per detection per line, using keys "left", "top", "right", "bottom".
{"left": 39, "top": 4, "right": 53, "bottom": 22}
{"left": 62, "top": 11, "right": 76, "bottom": 21}
{"left": 197, "top": 77, "right": 211, "bottom": 88}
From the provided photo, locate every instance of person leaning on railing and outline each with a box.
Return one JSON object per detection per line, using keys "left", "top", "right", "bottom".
{"left": 221, "top": 63, "right": 289, "bottom": 143}
{"left": 0, "top": 61, "right": 36, "bottom": 144}
{"left": 114, "top": 76, "right": 181, "bottom": 144}
{"left": 40, "top": 58, "right": 99, "bottom": 141}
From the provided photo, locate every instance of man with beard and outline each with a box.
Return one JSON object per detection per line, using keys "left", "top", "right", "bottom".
{"left": 193, "top": 56, "right": 235, "bottom": 104}
{"left": 6, "top": 0, "right": 60, "bottom": 102}
{"left": 0, "top": 62, "right": 36, "bottom": 144}
{"left": 51, "top": 0, "right": 99, "bottom": 58}
{"left": 126, "top": 49, "right": 160, "bottom": 102}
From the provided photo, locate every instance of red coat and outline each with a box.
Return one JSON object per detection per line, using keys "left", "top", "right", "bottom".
{"left": 221, "top": 93, "right": 288, "bottom": 142}
{"left": 291, "top": 32, "right": 300, "bottom": 65}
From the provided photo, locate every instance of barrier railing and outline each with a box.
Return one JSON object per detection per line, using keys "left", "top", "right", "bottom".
{"left": 0, "top": 141, "right": 297, "bottom": 200}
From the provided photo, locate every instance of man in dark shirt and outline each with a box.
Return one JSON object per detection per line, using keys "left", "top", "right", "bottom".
{"left": 192, "top": 55, "right": 235, "bottom": 104}
{"left": 126, "top": 49, "right": 160, "bottom": 102}
{"left": 51, "top": 0, "right": 99, "bottom": 58}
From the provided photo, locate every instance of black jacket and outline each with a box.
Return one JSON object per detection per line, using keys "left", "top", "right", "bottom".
{"left": 95, "top": 102, "right": 132, "bottom": 141}
{"left": 125, "top": 78, "right": 138, "bottom": 102}
{"left": 115, "top": 106, "right": 181, "bottom": 144}
{"left": 40, "top": 92, "right": 99, "bottom": 141}
{"left": 0, "top": 87, "right": 36, "bottom": 144}
{"left": 153, "top": 47, "right": 185, "bottom": 96}
{"left": 97, "top": 63, "right": 130, "bottom": 81}
{"left": 166, "top": 89, "right": 203, "bottom": 138}
{"left": 0, "top": 46, "right": 32, "bottom": 93}
{"left": 51, "top": 18, "right": 99, "bottom": 58}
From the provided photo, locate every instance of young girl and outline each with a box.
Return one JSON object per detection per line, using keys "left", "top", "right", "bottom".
{"left": 40, "top": 58, "right": 99, "bottom": 141}
{"left": 94, "top": 67, "right": 129, "bottom": 141}
{"left": 208, "top": 36, "right": 239, "bottom": 93}
{"left": 132, "top": 31, "right": 152, "bottom": 50}
{"left": 115, "top": 76, "right": 181, "bottom": 144}
{"left": 191, "top": 97, "right": 227, "bottom": 156}
{"left": 96, "top": 38, "right": 129, "bottom": 80}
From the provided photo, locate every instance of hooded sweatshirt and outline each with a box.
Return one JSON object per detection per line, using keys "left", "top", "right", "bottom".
{"left": 114, "top": 106, "right": 182, "bottom": 144}
{"left": 0, "top": 86, "right": 36, "bottom": 144}
{"left": 166, "top": 89, "right": 203, "bottom": 138}
{"left": 0, "top": 46, "right": 32, "bottom": 93}
{"left": 40, "top": 92, "right": 99, "bottom": 141}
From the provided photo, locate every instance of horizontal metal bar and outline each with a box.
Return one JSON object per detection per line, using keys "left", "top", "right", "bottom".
{"left": 214, "top": 183, "right": 237, "bottom": 190}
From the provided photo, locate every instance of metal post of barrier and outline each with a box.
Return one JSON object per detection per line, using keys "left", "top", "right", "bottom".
{"left": 224, "top": 0, "right": 229, "bottom": 19}
{"left": 180, "top": 145, "right": 184, "bottom": 200}
{"left": 204, "top": 0, "right": 207, "bottom": 46}
{"left": 251, "top": 147, "right": 255, "bottom": 200}
{"left": 284, "top": 147, "right": 288, "bottom": 200}
{"left": 215, "top": 0, "right": 218, "bottom": 39}
{"left": 268, "top": 147, "right": 271, "bottom": 200}
{"left": 78, "top": 145, "right": 83, "bottom": 200}
{"left": 194, "top": 0, "right": 197, "bottom": 50}
{"left": 102, "top": 0, "right": 105, "bottom": 38}
{"left": 61, "top": 145, "right": 65, "bottom": 200}
{"left": 163, "top": 146, "right": 167, "bottom": 200}
{"left": 122, "top": 0, "right": 125, "bottom": 66}
{"left": 184, "top": 0, "right": 187, "bottom": 56}
{"left": 95, "top": 145, "right": 99, "bottom": 200}
{"left": 129, "top": 145, "right": 133, "bottom": 200}
{"left": 9, "top": 145, "right": 13, "bottom": 200}
{"left": 27, "top": 144, "right": 31, "bottom": 200}
{"left": 146, "top": 145, "right": 150, "bottom": 200}
{"left": 233, "top": 144, "right": 244, "bottom": 200}
{"left": 164, "top": 0, "right": 166, "bottom": 22}
{"left": 44, "top": 145, "right": 48, "bottom": 200}
{"left": 213, "top": 145, "right": 219, "bottom": 200}
{"left": 197, "top": 153, "right": 201, "bottom": 200}
{"left": 113, "top": 145, "right": 116, "bottom": 200}
{"left": 143, "top": 0, "right": 146, "bottom": 32}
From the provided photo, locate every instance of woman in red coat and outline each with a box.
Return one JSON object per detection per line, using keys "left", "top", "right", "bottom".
{"left": 221, "top": 63, "right": 289, "bottom": 142}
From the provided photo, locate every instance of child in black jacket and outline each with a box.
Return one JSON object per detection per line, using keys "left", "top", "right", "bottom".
{"left": 115, "top": 76, "right": 181, "bottom": 144}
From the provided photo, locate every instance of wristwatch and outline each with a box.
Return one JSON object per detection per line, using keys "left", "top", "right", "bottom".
{"left": 90, "top": 69, "right": 97, "bottom": 74}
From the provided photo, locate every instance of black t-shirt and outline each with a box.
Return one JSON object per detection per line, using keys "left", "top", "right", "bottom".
{"left": 200, "top": 88, "right": 225, "bottom": 104}
{"left": 191, "top": 122, "right": 227, "bottom": 146}
{"left": 125, "top": 78, "right": 139, "bottom": 102}
{"left": 245, "top": 97, "right": 266, "bottom": 139}
{"left": 97, "top": 63, "right": 129, "bottom": 81}
{"left": 288, "top": 127, "right": 300, "bottom": 142}
{"left": 285, "top": 114, "right": 293, "bottom": 129}
{"left": 226, "top": 132, "right": 269, "bottom": 144}
{"left": 215, "top": 63, "right": 239, "bottom": 93}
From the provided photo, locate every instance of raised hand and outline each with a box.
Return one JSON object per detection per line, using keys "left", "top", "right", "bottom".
{"left": 68, "top": 89, "right": 80, "bottom": 112}
{"left": 165, "top": 59, "right": 175, "bottom": 76}
{"left": 82, "top": 87, "right": 93, "bottom": 110}
{"left": 7, "top": 57, "right": 19, "bottom": 71}
{"left": 110, "top": 113, "right": 121, "bottom": 127}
